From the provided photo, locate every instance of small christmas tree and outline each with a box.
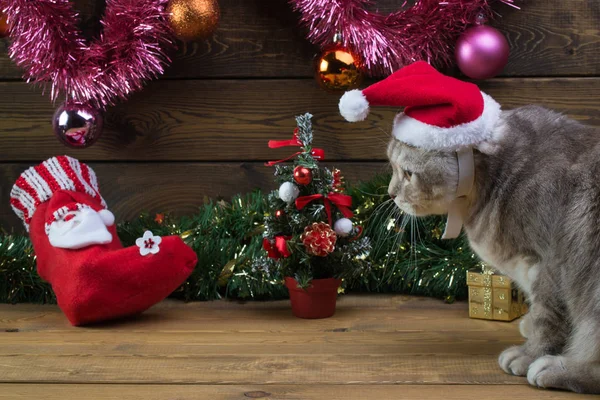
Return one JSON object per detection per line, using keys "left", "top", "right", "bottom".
{"left": 263, "top": 113, "right": 371, "bottom": 289}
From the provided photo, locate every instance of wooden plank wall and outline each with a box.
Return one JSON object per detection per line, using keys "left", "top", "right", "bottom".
{"left": 0, "top": 0, "right": 599, "bottom": 230}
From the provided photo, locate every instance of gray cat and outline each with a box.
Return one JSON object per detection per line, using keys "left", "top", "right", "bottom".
{"left": 387, "top": 105, "right": 600, "bottom": 393}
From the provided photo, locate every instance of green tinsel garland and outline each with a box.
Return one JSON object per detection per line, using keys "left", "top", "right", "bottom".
{"left": 0, "top": 174, "right": 480, "bottom": 304}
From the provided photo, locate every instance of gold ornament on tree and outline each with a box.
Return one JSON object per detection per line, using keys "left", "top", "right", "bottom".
{"left": 315, "top": 45, "right": 363, "bottom": 92}
{"left": 167, "top": 0, "right": 220, "bottom": 42}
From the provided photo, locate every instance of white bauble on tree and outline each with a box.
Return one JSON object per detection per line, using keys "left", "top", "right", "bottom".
{"left": 279, "top": 182, "right": 300, "bottom": 203}
{"left": 334, "top": 218, "right": 353, "bottom": 237}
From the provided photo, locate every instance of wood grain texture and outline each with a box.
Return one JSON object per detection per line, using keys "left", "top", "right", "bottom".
{"left": 0, "top": 296, "right": 517, "bottom": 333}
{"left": 0, "top": 296, "right": 589, "bottom": 397}
{"left": 0, "top": 78, "right": 598, "bottom": 162}
{"left": 0, "top": 296, "right": 526, "bottom": 386}
{"left": 0, "top": 161, "right": 389, "bottom": 230}
{"left": 0, "top": 385, "right": 593, "bottom": 400}
{"left": 481, "top": 0, "right": 600, "bottom": 77}
{"left": 0, "top": 0, "right": 598, "bottom": 79}
{"left": 0, "top": 331, "right": 523, "bottom": 356}
{"left": 0, "top": 354, "right": 523, "bottom": 384}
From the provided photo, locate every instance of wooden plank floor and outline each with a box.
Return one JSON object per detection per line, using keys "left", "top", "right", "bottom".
{"left": 0, "top": 295, "right": 593, "bottom": 399}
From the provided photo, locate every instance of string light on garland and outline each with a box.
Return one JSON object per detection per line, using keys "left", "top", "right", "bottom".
{"left": 2, "top": 0, "right": 175, "bottom": 148}
{"left": 154, "top": 213, "right": 166, "bottom": 224}
{"left": 167, "top": 0, "right": 220, "bottom": 42}
{"left": 289, "top": 0, "right": 521, "bottom": 79}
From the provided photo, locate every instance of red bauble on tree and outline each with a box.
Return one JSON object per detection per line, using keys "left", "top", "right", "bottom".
{"left": 293, "top": 166, "right": 313, "bottom": 185}
{"left": 301, "top": 222, "right": 337, "bottom": 257}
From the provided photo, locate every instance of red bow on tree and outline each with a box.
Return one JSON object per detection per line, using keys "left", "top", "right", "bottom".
{"left": 266, "top": 128, "right": 325, "bottom": 166}
{"left": 295, "top": 193, "right": 354, "bottom": 226}
{"left": 263, "top": 236, "right": 292, "bottom": 259}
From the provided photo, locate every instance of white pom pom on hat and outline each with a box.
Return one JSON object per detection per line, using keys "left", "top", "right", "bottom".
{"left": 338, "top": 61, "right": 502, "bottom": 152}
{"left": 339, "top": 89, "right": 370, "bottom": 122}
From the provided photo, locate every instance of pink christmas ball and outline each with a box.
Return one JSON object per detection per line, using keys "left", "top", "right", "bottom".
{"left": 455, "top": 25, "right": 509, "bottom": 80}
{"left": 53, "top": 102, "right": 104, "bottom": 148}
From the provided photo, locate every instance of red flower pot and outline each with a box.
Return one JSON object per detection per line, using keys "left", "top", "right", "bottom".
{"left": 284, "top": 277, "right": 342, "bottom": 319}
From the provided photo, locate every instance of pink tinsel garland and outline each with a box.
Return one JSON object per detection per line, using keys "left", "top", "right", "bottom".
{"left": 289, "top": 0, "right": 520, "bottom": 77}
{"left": 1, "top": 0, "right": 174, "bottom": 109}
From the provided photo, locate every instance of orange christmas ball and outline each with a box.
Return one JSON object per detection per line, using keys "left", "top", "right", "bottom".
{"left": 315, "top": 45, "right": 363, "bottom": 92}
{"left": 167, "top": 0, "right": 220, "bottom": 42}
{"left": 0, "top": 13, "right": 9, "bottom": 38}
{"left": 293, "top": 166, "right": 313, "bottom": 185}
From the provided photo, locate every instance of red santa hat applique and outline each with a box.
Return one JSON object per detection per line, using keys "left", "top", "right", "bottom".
{"left": 338, "top": 61, "right": 501, "bottom": 151}
{"left": 10, "top": 155, "right": 108, "bottom": 232}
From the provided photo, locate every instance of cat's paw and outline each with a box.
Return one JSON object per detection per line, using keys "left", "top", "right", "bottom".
{"left": 499, "top": 345, "right": 535, "bottom": 376}
{"left": 527, "top": 356, "right": 600, "bottom": 394}
{"left": 527, "top": 356, "right": 570, "bottom": 389}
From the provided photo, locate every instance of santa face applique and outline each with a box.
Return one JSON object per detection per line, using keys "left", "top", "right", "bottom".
{"left": 46, "top": 206, "right": 115, "bottom": 250}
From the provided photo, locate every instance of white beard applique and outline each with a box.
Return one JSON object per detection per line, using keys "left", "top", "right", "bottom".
{"left": 46, "top": 206, "right": 115, "bottom": 250}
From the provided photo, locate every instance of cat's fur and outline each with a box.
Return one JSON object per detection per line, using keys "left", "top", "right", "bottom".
{"left": 387, "top": 105, "right": 600, "bottom": 393}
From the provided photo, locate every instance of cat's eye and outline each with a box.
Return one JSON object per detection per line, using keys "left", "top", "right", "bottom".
{"left": 403, "top": 169, "right": 413, "bottom": 181}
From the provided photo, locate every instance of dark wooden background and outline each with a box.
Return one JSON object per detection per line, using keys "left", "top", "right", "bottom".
{"left": 0, "top": 0, "right": 598, "bottom": 230}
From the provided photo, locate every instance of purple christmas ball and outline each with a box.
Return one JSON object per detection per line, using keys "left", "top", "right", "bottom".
{"left": 53, "top": 102, "right": 104, "bottom": 148}
{"left": 455, "top": 25, "right": 509, "bottom": 80}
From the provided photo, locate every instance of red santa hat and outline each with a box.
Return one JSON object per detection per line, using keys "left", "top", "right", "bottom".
{"left": 10, "top": 155, "right": 107, "bottom": 231}
{"left": 338, "top": 61, "right": 501, "bottom": 151}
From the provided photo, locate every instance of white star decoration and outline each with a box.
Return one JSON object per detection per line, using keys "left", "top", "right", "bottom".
{"left": 136, "top": 230, "right": 162, "bottom": 256}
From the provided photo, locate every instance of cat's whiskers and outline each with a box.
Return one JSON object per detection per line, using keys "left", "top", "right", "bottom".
{"left": 375, "top": 127, "right": 392, "bottom": 145}
{"left": 371, "top": 200, "right": 400, "bottom": 256}
{"left": 391, "top": 211, "right": 410, "bottom": 267}
{"left": 415, "top": 217, "right": 428, "bottom": 249}
{"left": 410, "top": 215, "right": 418, "bottom": 271}
{"left": 378, "top": 206, "right": 407, "bottom": 278}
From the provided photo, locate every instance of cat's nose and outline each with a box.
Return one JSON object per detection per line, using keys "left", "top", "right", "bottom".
{"left": 389, "top": 194, "right": 396, "bottom": 199}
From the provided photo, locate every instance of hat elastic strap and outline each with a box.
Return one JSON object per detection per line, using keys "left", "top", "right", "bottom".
{"left": 442, "top": 147, "right": 474, "bottom": 239}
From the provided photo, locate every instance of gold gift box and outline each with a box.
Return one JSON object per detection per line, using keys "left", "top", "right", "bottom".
{"left": 466, "top": 267, "right": 527, "bottom": 321}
